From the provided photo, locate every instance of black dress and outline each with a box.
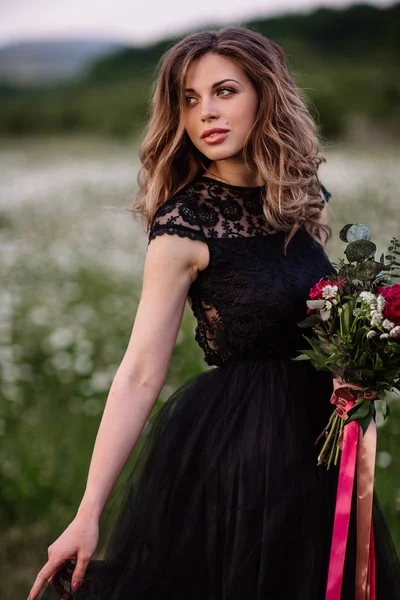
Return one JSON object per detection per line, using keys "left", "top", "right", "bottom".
{"left": 39, "top": 176, "right": 400, "bottom": 599}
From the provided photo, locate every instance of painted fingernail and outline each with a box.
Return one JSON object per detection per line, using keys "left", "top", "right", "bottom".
{"left": 72, "top": 581, "right": 80, "bottom": 591}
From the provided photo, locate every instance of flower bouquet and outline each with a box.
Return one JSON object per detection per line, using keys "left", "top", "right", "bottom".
{"left": 294, "top": 224, "right": 400, "bottom": 469}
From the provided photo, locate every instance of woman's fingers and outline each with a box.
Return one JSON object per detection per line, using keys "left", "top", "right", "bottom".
{"left": 27, "top": 558, "right": 66, "bottom": 600}
{"left": 26, "top": 517, "right": 99, "bottom": 599}
{"left": 71, "top": 552, "right": 92, "bottom": 592}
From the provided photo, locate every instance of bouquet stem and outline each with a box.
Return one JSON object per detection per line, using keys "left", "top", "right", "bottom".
{"left": 316, "top": 413, "right": 344, "bottom": 468}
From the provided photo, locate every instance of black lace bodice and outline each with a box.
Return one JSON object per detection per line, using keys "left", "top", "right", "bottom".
{"left": 147, "top": 176, "right": 335, "bottom": 367}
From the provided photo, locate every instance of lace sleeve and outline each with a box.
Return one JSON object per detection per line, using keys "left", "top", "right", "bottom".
{"left": 147, "top": 196, "right": 207, "bottom": 245}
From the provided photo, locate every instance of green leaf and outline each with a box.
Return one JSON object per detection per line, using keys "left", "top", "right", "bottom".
{"left": 341, "top": 300, "right": 354, "bottom": 335}
{"left": 359, "top": 351, "right": 368, "bottom": 366}
{"left": 339, "top": 264, "right": 357, "bottom": 280}
{"left": 355, "top": 261, "right": 384, "bottom": 281}
{"left": 297, "top": 314, "right": 322, "bottom": 328}
{"left": 339, "top": 224, "right": 353, "bottom": 242}
{"left": 346, "top": 223, "right": 371, "bottom": 242}
{"left": 292, "top": 354, "right": 311, "bottom": 361}
{"left": 345, "top": 400, "right": 371, "bottom": 425}
{"left": 382, "top": 397, "right": 390, "bottom": 418}
{"left": 358, "top": 412, "right": 373, "bottom": 436}
{"left": 345, "top": 240, "right": 377, "bottom": 262}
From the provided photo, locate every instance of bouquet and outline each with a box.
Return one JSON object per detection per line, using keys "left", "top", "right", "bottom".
{"left": 294, "top": 223, "right": 400, "bottom": 469}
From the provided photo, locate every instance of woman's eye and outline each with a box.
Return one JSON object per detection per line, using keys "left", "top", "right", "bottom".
{"left": 217, "top": 87, "right": 235, "bottom": 96}
{"left": 184, "top": 87, "right": 235, "bottom": 106}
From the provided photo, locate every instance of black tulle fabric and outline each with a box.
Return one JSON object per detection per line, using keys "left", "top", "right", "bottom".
{"left": 39, "top": 176, "right": 400, "bottom": 599}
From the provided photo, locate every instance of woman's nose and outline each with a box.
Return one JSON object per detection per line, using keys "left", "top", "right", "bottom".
{"left": 200, "top": 98, "right": 219, "bottom": 122}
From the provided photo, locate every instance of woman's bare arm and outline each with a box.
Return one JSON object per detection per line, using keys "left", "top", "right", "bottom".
{"left": 77, "top": 233, "right": 207, "bottom": 520}
{"left": 26, "top": 232, "right": 208, "bottom": 600}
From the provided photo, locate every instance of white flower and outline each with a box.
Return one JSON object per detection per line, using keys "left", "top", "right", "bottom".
{"left": 320, "top": 308, "right": 331, "bottom": 321}
{"left": 353, "top": 308, "right": 361, "bottom": 316}
{"left": 306, "top": 298, "right": 333, "bottom": 321}
{"left": 331, "top": 298, "right": 338, "bottom": 305}
{"left": 366, "top": 330, "right": 378, "bottom": 339}
{"left": 383, "top": 319, "right": 395, "bottom": 331}
{"left": 390, "top": 326, "right": 400, "bottom": 338}
{"left": 322, "top": 285, "right": 338, "bottom": 299}
{"left": 48, "top": 328, "right": 74, "bottom": 350}
{"left": 306, "top": 300, "right": 325, "bottom": 310}
{"left": 377, "top": 294, "right": 386, "bottom": 312}
{"left": 359, "top": 291, "right": 376, "bottom": 304}
{"left": 380, "top": 333, "right": 390, "bottom": 340}
{"left": 370, "top": 311, "right": 383, "bottom": 326}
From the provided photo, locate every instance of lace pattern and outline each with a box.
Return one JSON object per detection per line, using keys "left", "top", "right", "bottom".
{"left": 147, "top": 176, "right": 334, "bottom": 367}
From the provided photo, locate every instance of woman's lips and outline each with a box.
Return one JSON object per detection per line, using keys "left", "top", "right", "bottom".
{"left": 201, "top": 131, "right": 229, "bottom": 144}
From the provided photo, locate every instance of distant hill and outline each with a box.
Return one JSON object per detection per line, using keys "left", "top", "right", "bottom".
{"left": 0, "top": 39, "right": 126, "bottom": 85}
{"left": 86, "top": 2, "right": 400, "bottom": 82}
{"left": 0, "top": 3, "right": 399, "bottom": 139}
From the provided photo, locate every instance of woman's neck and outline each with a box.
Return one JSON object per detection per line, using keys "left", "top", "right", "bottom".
{"left": 204, "top": 160, "right": 264, "bottom": 188}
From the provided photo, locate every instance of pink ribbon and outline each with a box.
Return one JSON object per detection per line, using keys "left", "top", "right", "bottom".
{"left": 325, "top": 379, "right": 377, "bottom": 600}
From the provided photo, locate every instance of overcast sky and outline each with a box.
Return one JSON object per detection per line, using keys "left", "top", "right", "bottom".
{"left": 0, "top": 0, "right": 396, "bottom": 46}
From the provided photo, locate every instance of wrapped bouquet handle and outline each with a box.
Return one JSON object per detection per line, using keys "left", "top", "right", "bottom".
{"left": 325, "top": 377, "right": 377, "bottom": 600}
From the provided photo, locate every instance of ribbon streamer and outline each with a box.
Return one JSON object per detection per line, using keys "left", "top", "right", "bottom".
{"left": 325, "top": 379, "right": 377, "bottom": 600}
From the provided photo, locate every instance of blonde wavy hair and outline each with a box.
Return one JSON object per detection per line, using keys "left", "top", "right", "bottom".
{"left": 133, "top": 26, "right": 331, "bottom": 250}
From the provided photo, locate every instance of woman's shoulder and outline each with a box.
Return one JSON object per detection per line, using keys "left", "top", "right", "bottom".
{"left": 148, "top": 181, "right": 207, "bottom": 245}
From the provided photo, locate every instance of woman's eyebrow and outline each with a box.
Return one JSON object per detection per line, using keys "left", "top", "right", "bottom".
{"left": 184, "top": 78, "right": 242, "bottom": 93}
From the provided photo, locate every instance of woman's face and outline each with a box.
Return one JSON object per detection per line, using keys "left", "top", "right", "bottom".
{"left": 182, "top": 52, "right": 259, "bottom": 162}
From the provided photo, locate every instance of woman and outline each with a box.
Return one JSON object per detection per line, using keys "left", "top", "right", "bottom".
{"left": 28, "top": 27, "right": 400, "bottom": 600}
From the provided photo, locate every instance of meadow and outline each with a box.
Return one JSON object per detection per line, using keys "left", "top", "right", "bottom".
{"left": 0, "top": 135, "right": 399, "bottom": 598}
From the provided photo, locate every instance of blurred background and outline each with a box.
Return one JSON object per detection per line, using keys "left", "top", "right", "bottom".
{"left": 1, "top": 1, "right": 399, "bottom": 597}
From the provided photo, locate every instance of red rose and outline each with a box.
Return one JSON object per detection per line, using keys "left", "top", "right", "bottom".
{"left": 309, "top": 277, "right": 345, "bottom": 300}
{"left": 309, "top": 278, "right": 327, "bottom": 300}
{"left": 377, "top": 284, "right": 400, "bottom": 329}
{"left": 307, "top": 277, "right": 345, "bottom": 315}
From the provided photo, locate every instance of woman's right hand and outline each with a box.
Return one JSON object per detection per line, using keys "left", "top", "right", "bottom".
{"left": 27, "top": 513, "right": 99, "bottom": 600}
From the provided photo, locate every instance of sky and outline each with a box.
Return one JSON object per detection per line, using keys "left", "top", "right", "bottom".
{"left": 0, "top": 0, "right": 396, "bottom": 47}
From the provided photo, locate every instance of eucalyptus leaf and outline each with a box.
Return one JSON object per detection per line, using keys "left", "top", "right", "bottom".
{"left": 355, "top": 261, "right": 384, "bottom": 281}
{"left": 339, "top": 224, "right": 353, "bottom": 242}
{"left": 345, "top": 240, "right": 377, "bottom": 262}
{"left": 346, "top": 223, "right": 371, "bottom": 242}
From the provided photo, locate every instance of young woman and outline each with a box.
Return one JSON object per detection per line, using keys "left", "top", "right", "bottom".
{"left": 28, "top": 27, "right": 400, "bottom": 600}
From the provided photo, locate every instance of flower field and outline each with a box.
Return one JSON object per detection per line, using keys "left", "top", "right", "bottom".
{"left": 0, "top": 136, "right": 399, "bottom": 598}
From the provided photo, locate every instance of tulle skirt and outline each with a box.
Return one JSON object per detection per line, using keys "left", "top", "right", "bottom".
{"left": 38, "top": 356, "right": 400, "bottom": 599}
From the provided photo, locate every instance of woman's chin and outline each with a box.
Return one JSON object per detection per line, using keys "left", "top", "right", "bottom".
{"left": 202, "top": 147, "right": 243, "bottom": 162}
